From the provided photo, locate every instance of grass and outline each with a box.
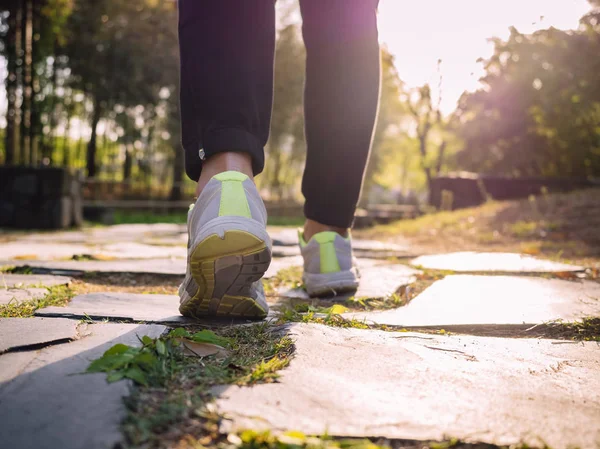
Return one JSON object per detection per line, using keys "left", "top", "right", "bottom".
{"left": 542, "top": 317, "right": 600, "bottom": 341}
{"left": 356, "top": 189, "right": 600, "bottom": 266}
{"left": 0, "top": 284, "right": 74, "bottom": 318}
{"left": 120, "top": 322, "right": 295, "bottom": 448}
{"left": 113, "top": 210, "right": 188, "bottom": 225}
{"left": 267, "top": 216, "right": 305, "bottom": 227}
{"left": 176, "top": 428, "right": 556, "bottom": 449}
{"left": 263, "top": 265, "right": 304, "bottom": 296}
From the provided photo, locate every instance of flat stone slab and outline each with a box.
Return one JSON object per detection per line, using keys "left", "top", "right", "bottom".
{"left": 1, "top": 258, "right": 187, "bottom": 276}
{"left": 17, "top": 223, "right": 187, "bottom": 245}
{"left": 0, "top": 287, "right": 48, "bottom": 305}
{"left": 0, "top": 317, "right": 79, "bottom": 353}
{"left": 215, "top": 323, "right": 600, "bottom": 449}
{"left": 99, "top": 242, "right": 186, "bottom": 259}
{"left": 0, "top": 242, "right": 94, "bottom": 260}
{"left": 411, "top": 251, "right": 584, "bottom": 273}
{"left": 278, "top": 260, "right": 419, "bottom": 300}
{"left": 0, "top": 323, "right": 165, "bottom": 449}
{"left": 2, "top": 255, "right": 302, "bottom": 279}
{"left": 0, "top": 241, "right": 186, "bottom": 261}
{"left": 35, "top": 291, "right": 278, "bottom": 324}
{"left": 0, "top": 273, "right": 71, "bottom": 288}
{"left": 36, "top": 292, "right": 190, "bottom": 324}
{"left": 347, "top": 275, "right": 600, "bottom": 328}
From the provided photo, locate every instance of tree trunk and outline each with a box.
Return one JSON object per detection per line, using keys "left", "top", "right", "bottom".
{"left": 169, "top": 145, "right": 184, "bottom": 201}
{"left": 123, "top": 145, "right": 132, "bottom": 180}
{"left": 62, "top": 116, "right": 71, "bottom": 166}
{"left": 86, "top": 98, "right": 102, "bottom": 177}
{"left": 20, "top": 0, "right": 33, "bottom": 165}
{"left": 435, "top": 141, "right": 447, "bottom": 176}
{"left": 29, "top": 0, "right": 40, "bottom": 165}
{"left": 4, "top": 0, "right": 19, "bottom": 164}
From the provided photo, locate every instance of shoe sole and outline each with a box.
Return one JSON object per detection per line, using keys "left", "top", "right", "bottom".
{"left": 180, "top": 230, "right": 271, "bottom": 318}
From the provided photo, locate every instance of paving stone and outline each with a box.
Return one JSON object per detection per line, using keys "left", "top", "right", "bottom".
{"left": 0, "top": 317, "right": 79, "bottom": 353}
{"left": 35, "top": 292, "right": 191, "bottom": 324}
{"left": 3, "top": 255, "right": 302, "bottom": 279}
{"left": 346, "top": 275, "right": 600, "bottom": 328}
{"left": 215, "top": 323, "right": 600, "bottom": 449}
{"left": 35, "top": 291, "right": 278, "bottom": 324}
{"left": 0, "top": 287, "right": 48, "bottom": 305}
{"left": 100, "top": 242, "right": 186, "bottom": 259}
{"left": 0, "top": 241, "right": 95, "bottom": 260}
{"left": 1, "top": 258, "right": 186, "bottom": 275}
{"left": 272, "top": 245, "right": 301, "bottom": 257}
{"left": 277, "top": 260, "right": 419, "bottom": 300}
{"left": 411, "top": 251, "right": 585, "bottom": 273}
{"left": 269, "top": 228, "right": 299, "bottom": 246}
{"left": 0, "top": 323, "right": 165, "bottom": 449}
{"left": 0, "top": 273, "right": 71, "bottom": 288}
{"left": 265, "top": 256, "right": 304, "bottom": 278}
{"left": 13, "top": 224, "right": 187, "bottom": 246}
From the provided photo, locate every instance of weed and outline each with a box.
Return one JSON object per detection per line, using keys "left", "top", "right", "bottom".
{"left": 263, "top": 265, "right": 303, "bottom": 295}
{"left": 544, "top": 317, "right": 600, "bottom": 341}
{"left": 0, "top": 284, "right": 74, "bottom": 318}
{"left": 118, "top": 323, "right": 295, "bottom": 447}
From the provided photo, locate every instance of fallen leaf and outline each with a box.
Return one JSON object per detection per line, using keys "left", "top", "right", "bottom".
{"left": 13, "top": 254, "right": 38, "bottom": 260}
{"left": 175, "top": 338, "right": 229, "bottom": 358}
{"left": 553, "top": 271, "right": 578, "bottom": 280}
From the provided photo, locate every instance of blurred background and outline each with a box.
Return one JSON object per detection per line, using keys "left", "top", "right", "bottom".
{"left": 0, "top": 0, "right": 598, "bottom": 225}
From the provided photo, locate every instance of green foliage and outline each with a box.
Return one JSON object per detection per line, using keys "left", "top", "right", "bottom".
{"left": 121, "top": 323, "right": 295, "bottom": 446}
{"left": 86, "top": 328, "right": 234, "bottom": 387}
{"left": 456, "top": 17, "right": 600, "bottom": 178}
{"left": 231, "top": 430, "right": 386, "bottom": 449}
{"left": 0, "top": 284, "right": 74, "bottom": 318}
{"left": 112, "top": 211, "right": 187, "bottom": 225}
{"left": 259, "top": 7, "right": 307, "bottom": 201}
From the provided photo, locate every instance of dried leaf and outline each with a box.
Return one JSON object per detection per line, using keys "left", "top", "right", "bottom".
{"left": 175, "top": 337, "right": 229, "bottom": 358}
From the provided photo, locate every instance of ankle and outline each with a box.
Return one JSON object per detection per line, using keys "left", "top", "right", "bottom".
{"left": 303, "top": 219, "right": 349, "bottom": 242}
{"left": 196, "top": 152, "right": 254, "bottom": 196}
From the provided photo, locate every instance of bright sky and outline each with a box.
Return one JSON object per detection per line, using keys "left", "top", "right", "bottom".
{"left": 0, "top": 0, "right": 592, "bottom": 126}
{"left": 377, "top": 0, "right": 591, "bottom": 113}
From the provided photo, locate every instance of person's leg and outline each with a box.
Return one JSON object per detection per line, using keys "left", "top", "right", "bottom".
{"left": 177, "top": 0, "right": 276, "bottom": 318}
{"left": 299, "top": 0, "right": 381, "bottom": 241}
{"left": 178, "top": 0, "right": 276, "bottom": 195}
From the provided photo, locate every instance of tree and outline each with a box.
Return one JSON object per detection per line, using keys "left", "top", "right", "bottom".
{"left": 65, "top": 0, "right": 177, "bottom": 177}
{"left": 260, "top": 6, "right": 307, "bottom": 201}
{"left": 455, "top": 15, "right": 600, "bottom": 178}
{"left": 406, "top": 61, "right": 448, "bottom": 198}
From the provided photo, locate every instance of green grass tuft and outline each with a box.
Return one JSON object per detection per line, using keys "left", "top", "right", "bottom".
{"left": 119, "top": 323, "right": 295, "bottom": 447}
{"left": 0, "top": 284, "right": 74, "bottom": 318}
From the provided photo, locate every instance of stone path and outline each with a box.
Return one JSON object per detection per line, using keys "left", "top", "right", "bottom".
{"left": 0, "top": 224, "right": 598, "bottom": 449}
{"left": 216, "top": 323, "right": 600, "bottom": 449}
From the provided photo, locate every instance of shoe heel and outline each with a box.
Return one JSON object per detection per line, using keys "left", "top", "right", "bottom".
{"left": 184, "top": 230, "right": 271, "bottom": 317}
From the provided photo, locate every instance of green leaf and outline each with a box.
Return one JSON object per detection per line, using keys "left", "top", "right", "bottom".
{"left": 106, "top": 371, "right": 125, "bottom": 383}
{"left": 87, "top": 350, "right": 137, "bottom": 373}
{"left": 155, "top": 339, "right": 166, "bottom": 356}
{"left": 134, "top": 351, "right": 158, "bottom": 368}
{"left": 141, "top": 336, "right": 153, "bottom": 346}
{"left": 103, "top": 343, "right": 130, "bottom": 357}
{"left": 124, "top": 367, "right": 149, "bottom": 386}
{"left": 189, "top": 330, "right": 232, "bottom": 348}
{"left": 169, "top": 328, "right": 189, "bottom": 338}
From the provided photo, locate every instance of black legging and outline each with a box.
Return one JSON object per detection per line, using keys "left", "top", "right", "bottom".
{"left": 178, "top": 0, "right": 380, "bottom": 228}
